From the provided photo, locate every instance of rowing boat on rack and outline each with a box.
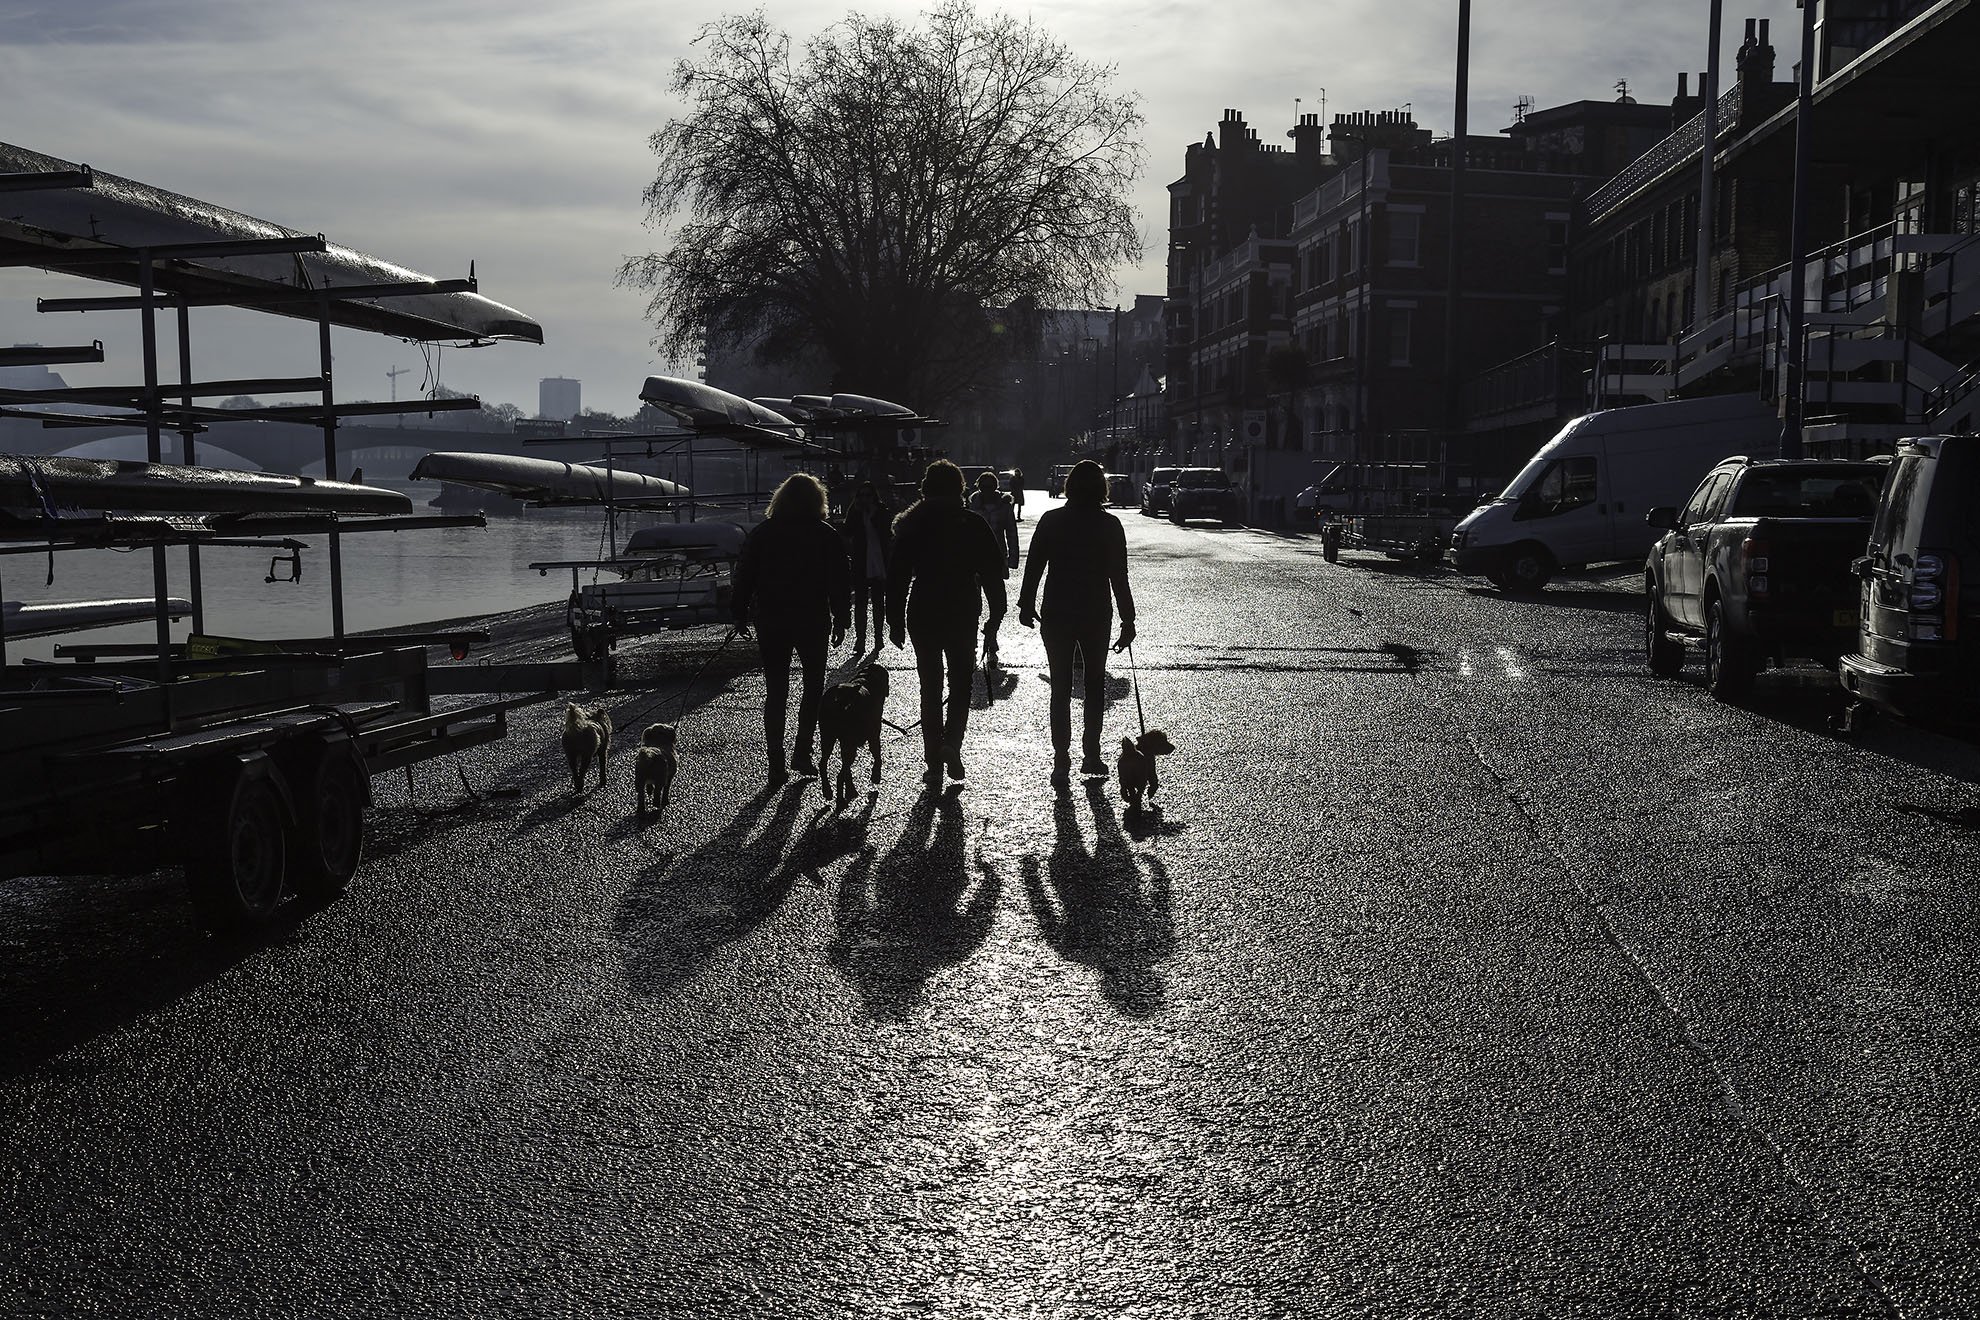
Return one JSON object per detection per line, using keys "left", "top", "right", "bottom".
{"left": 408, "top": 451, "right": 688, "bottom": 507}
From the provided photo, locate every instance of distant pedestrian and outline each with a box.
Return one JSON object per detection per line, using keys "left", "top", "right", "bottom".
{"left": 888, "top": 460, "right": 1009, "bottom": 789}
{"left": 1017, "top": 458, "right": 1136, "bottom": 790}
{"left": 1010, "top": 467, "right": 1026, "bottom": 520}
{"left": 733, "top": 472, "right": 849, "bottom": 788}
{"left": 968, "top": 469, "right": 1020, "bottom": 570}
{"left": 841, "top": 480, "right": 894, "bottom": 652}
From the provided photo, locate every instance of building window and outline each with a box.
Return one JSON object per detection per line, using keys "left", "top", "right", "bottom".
{"left": 1546, "top": 216, "right": 1568, "bottom": 273}
{"left": 1388, "top": 212, "right": 1421, "bottom": 265}
{"left": 1346, "top": 221, "right": 1360, "bottom": 273}
{"left": 1387, "top": 308, "right": 1412, "bottom": 365}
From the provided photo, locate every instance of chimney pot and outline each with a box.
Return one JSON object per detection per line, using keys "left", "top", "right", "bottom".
{"left": 1744, "top": 18, "right": 1755, "bottom": 43}
{"left": 1758, "top": 18, "right": 1769, "bottom": 46}
{"left": 1678, "top": 72, "right": 1689, "bottom": 97}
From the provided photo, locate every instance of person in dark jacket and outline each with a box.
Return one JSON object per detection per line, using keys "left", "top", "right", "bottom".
{"left": 887, "top": 460, "right": 1008, "bottom": 788}
{"left": 733, "top": 473, "right": 850, "bottom": 787}
{"left": 1017, "top": 458, "right": 1136, "bottom": 789}
{"left": 968, "top": 469, "right": 1020, "bottom": 570}
{"left": 841, "top": 480, "right": 894, "bottom": 652}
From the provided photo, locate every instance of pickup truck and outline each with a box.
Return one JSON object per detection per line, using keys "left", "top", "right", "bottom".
{"left": 1644, "top": 457, "right": 1886, "bottom": 699}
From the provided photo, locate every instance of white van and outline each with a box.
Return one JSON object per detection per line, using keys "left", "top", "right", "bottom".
{"left": 1450, "top": 394, "right": 1780, "bottom": 591}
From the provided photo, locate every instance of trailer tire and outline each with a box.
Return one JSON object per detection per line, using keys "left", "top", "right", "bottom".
{"left": 292, "top": 744, "right": 367, "bottom": 900}
{"left": 187, "top": 769, "right": 289, "bottom": 935}
{"left": 1321, "top": 527, "right": 1342, "bottom": 563}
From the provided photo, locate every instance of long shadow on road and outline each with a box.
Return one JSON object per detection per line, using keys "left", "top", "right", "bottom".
{"left": 1021, "top": 782, "right": 1174, "bottom": 1018}
{"left": 614, "top": 783, "right": 810, "bottom": 996}
{"left": 828, "top": 787, "right": 1000, "bottom": 1020}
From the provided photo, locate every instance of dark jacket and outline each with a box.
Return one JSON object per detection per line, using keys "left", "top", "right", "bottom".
{"left": 733, "top": 516, "right": 850, "bottom": 633}
{"left": 886, "top": 497, "right": 1008, "bottom": 633}
{"left": 842, "top": 502, "right": 895, "bottom": 581}
{"left": 1018, "top": 504, "right": 1134, "bottom": 628}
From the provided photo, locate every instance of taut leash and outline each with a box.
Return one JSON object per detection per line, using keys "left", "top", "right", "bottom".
{"left": 1127, "top": 642, "right": 1147, "bottom": 739}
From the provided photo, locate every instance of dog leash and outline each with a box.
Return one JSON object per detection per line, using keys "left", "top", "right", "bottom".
{"left": 671, "top": 624, "right": 743, "bottom": 721}
{"left": 1127, "top": 642, "right": 1147, "bottom": 740}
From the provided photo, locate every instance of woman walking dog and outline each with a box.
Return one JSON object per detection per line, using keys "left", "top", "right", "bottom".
{"left": 1017, "top": 459, "right": 1136, "bottom": 790}
{"left": 733, "top": 472, "right": 849, "bottom": 788}
{"left": 888, "top": 460, "right": 1008, "bottom": 789}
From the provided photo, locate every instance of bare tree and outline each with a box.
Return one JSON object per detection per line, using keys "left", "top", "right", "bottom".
{"left": 619, "top": 2, "right": 1144, "bottom": 412}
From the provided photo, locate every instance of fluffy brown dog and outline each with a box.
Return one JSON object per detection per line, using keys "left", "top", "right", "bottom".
{"left": 1116, "top": 729, "right": 1176, "bottom": 811}
{"left": 634, "top": 722, "right": 678, "bottom": 815}
{"left": 818, "top": 662, "right": 889, "bottom": 807}
{"left": 561, "top": 702, "right": 612, "bottom": 793}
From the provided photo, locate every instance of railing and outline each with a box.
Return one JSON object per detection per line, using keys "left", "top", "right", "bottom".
{"left": 1583, "top": 84, "right": 1741, "bottom": 222}
{"left": 1464, "top": 340, "right": 1589, "bottom": 427}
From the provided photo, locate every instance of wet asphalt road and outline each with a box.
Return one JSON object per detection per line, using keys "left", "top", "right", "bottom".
{"left": 4, "top": 497, "right": 1978, "bottom": 1318}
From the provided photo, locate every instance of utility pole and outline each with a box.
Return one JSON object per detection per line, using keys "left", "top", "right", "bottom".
{"left": 1693, "top": 0, "right": 1724, "bottom": 331}
{"left": 1110, "top": 305, "right": 1122, "bottom": 462}
{"left": 1781, "top": 0, "right": 1819, "bottom": 458}
{"left": 386, "top": 364, "right": 409, "bottom": 429}
{"left": 1443, "top": 0, "right": 1471, "bottom": 441}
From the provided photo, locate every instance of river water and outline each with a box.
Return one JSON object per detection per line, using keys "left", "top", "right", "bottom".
{"left": 1, "top": 486, "right": 632, "bottom": 662}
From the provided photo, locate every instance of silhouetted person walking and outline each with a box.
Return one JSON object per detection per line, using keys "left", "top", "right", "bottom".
{"left": 1018, "top": 459, "right": 1136, "bottom": 789}
{"left": 888, "top": 460, "right": 1008, "bottom": 788}
{"left": 734, "top": 473, "right": 849, "bottom": 788}
{"left": 968, "top": 468, "right": 1020, "bottom": 570}
{"left": 842, "top": 480, "right": 894, "bottom": 652}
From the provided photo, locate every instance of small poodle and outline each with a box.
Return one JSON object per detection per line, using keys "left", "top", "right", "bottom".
{"left": 1115, "top": 729, "right": 1176, "bottom": 811}
{"left": 561, "top": 702, "right": 612, "bottom": 793}
{"left": 818, "top": 662, "right": 890, "bottom": 807}
{"left": 634, "top": 722, "right": 678, "bottom": 815}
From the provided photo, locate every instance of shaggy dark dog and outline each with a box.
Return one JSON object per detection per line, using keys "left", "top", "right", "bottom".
{"left": 635, "top": 722, "right": 678, "bottom": 815}
{"left": 562, "top": 703, "right": 612, "bottom": 793}
{"left": 818, "top": 663, "right": 890, "bottom": 807}
{"left": 1115, "top": 728, "right": 1176, "bottom": 811}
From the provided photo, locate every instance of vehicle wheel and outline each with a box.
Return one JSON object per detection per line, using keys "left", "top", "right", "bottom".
{"left": 1321, "top": 528, "right": 1341, "bottom": 563}
{"left": 1704, "top": 598, "right": 1757, "bottom": 700}
{"left": 1501, "top": 544, "right": 1554, "bottom": 593}
{"left": 291, "top": 743, "right": 368, "bottom": 900}
{"left": 1645, "top": 581, "right": 1684, "bottom": 677}
{"left": 187, "top": 769, "right": 289, "bottom": 935}
{"left": 1169, "top": 510, "right": 1185, "bottom": 525}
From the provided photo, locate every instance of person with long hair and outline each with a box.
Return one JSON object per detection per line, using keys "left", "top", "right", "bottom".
{"left": 1017, "top": 459, "right": 1136, "bottom": 790}
{"left": 968, "top": 468, "right": 1020, "bottom": 570}
{"left": 887, "top": 459, "right": 1009, "bottom": 788}
{"left": 733, "top": 472, "right": 849, "bottom": 788}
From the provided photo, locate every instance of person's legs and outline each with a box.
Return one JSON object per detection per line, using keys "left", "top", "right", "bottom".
{"left": 908, "top": 621, "right": 946, "bottom": 782}
{"left": 940, "top": 624, "right": 975, "bottom": 777}
{"left": 1041, "top": 621, "right": 1077, "bottom": 784}
{"left": 1077, "top": 621, "right": 1111, "bottom": 773}
{"left": 756, "top": 627, "right": 795, "bottom": 784}
{"left": 792, "top": 626, "right": 828, "bottom": 774}
{"left": 851, "top": 580, "right": 873, "bottom": 650}
{"left": 866, "top": 581, "right": 887, "bottom": 649}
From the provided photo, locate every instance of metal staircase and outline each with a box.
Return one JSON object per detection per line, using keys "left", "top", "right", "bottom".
{"left": 1593, "top": 225, "right": 1980, "bottom": 435}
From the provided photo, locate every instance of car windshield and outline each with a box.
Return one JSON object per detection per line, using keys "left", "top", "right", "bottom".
{"left": 1150, "top": 469, "right": 1178, "bottom": 483}
{"left": 1730, "top": 467, "right": 1884, "bottom": 518}
{"left": 1178, "top": 470, "right": 1228, "bottom": 488}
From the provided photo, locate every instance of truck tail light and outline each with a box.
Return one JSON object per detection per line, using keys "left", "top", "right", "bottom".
{"left": 1908, "top": 550, "right": 1958, "bottom": 641}
{"left": 1743, "top": 537, "right": 1771, "bottom": 594}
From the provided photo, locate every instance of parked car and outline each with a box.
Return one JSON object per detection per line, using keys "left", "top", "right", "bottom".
{"left": 1839, "top": 435, "right": 1980, "bottom": 731}
{"left": 1105, "top": 473, "right": 1137, "bottom": 506}
{"left": 1452, "top": 393, "right": 1780, "bottom": 592}
{"left": 1141, "top": 467, "right": 1180, "bottom": 516}
{"left": 1168, "top": 467, "right": 1241, "bottom": 525}
{"left": 1644, "top": 457, "right": 1886, "bottom": 699}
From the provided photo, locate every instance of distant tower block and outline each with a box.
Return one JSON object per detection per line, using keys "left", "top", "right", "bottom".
{"left": 538, "top": 377, "right": 581, "bottom": 421}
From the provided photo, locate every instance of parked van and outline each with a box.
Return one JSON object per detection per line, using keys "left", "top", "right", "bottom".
{"left": 1450, "top": 394, "right": 1780, "bottom": 591}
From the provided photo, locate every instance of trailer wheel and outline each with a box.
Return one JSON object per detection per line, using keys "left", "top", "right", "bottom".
{"left": 188, "top": 770, "right": 289, "bottom": 935}
{"left": 1321, "top": 526, "right": 1342, "bottom": 563}
{"left": 292, "top": 744, "right": 367, "bottom": 900}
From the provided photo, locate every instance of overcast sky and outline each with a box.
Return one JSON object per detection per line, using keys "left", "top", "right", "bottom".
{"left": 3, "top": 0, "right": 1800, "bottom": 418}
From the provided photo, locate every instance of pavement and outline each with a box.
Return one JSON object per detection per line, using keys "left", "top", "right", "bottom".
{"left": 3, "top": 498, "right": 1978, "bottom": 1318}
